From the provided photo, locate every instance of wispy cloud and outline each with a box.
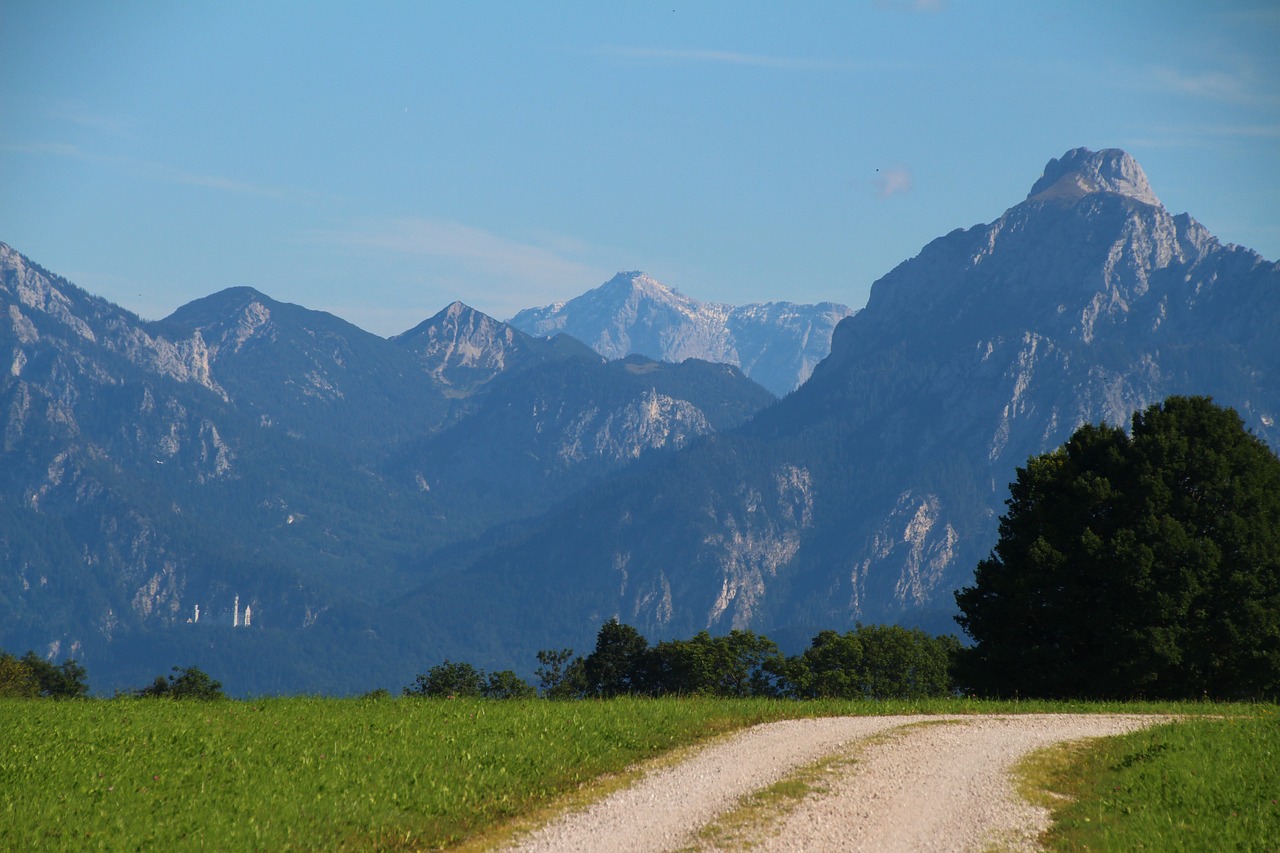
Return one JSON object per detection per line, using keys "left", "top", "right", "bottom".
{"left": 6, "top": 140, "right": 286, "bottom": 198}
{"left": 1186, "top": 123, "right": 1279, "bottom": 138}
{"left": 45, "top": 102, "right": 133, "bottom": 136}
{"left": 6, "top": 141, "right": 88, "bottom": 159}
{"left": 162, "top": 168, "right": 284, "bottom": 198}
{"left": 1150, "top": 66, "right": 1250, "bottom": 103}
{"left": 1121, "top": 123, "right": 1280, "bottom": 150}
{"left": 596, "top": 46, "right": 848, "bottom": 72}
{"left": 873, "top": 166, "right": 913, "bottom": 199}
{"left": 1146, "top": 62, "right": 1280, "bottom": 108}
{"left": 328, "top": 218, "right": 614, "bottom": 319}
{"left": 334, "top": 218, "right": 605, "bottom": 280}
{"left": 1219, "top": 7, "right": 1280, "bottom": 31}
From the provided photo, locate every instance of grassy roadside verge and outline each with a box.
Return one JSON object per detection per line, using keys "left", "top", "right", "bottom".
{"left": 1018, "top": 708, "right": 1280, "bottom": 851}
{"left": 1, "top": 697, "right": 1267, "bottom": 850}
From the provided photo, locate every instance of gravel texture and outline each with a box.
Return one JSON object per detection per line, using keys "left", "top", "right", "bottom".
{"left": 504, "top": 714, "right": 1169, "bottom": 853}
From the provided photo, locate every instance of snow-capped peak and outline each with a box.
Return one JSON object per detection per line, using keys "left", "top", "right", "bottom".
{"left": 509, "top": 272, "right": 854, "bottom": 395}
{"left": 595, "top": 271, "right": 705, "bottom": 307}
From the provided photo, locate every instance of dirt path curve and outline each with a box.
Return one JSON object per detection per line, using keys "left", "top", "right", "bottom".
{"left": 504, "top": 714, "right": 1169, "bottom": 853}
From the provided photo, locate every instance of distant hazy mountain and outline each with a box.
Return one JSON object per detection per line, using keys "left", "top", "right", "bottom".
{"left": 0, "top": 247, "right": 773, "bottom": 692}
{"left": 153, "top": 286, "right": 453, "bottom": 455}
{"left": 390, "top": 353, "right": 774, "bottom": 531}
{"left": 385, "top": 302, "right": 772, "bottom": 531}
{"left": 393, "top": 147, "right": 1280, "bottom": 666}
{"left": 509, "top": 272, "right": 854, "bottom": 395}
{"left": 391, "top": 300, "right": 598, "bottom": 398}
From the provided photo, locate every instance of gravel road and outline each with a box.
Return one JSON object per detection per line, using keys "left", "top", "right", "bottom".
{"left": 504, "top": 713, "right": 1169, "bottom": 853}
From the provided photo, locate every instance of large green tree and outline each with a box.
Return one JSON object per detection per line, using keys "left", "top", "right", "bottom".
{"left": 404, "top": 660, "right": 486, "bottom": 698}
{"left": 582, "top": 619, "right": 650, "bottom": 697}
{"left": 956, "top": 396, "right": 1280, "bottom": 700}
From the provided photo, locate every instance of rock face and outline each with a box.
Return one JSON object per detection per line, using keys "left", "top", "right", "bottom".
{"left": 1026, "top": 145, "right": 1161, "bottom": 206}
{"left": 154, "top": 287, "right": 453, "bottom": 454}
{"left": 397, "top": 147, "right": 1279, "bottom": 664}
{"left": 390, "top": 353, "right": 773, "bottom": 530}
{"left": 509, "top": 272, "right": 854, "bottom": 395}
{"left": 391, "top": 301, "right": 598, "bottom": 397}
{"left": 786, "top": 147, "right": 1277, "bottom": 632}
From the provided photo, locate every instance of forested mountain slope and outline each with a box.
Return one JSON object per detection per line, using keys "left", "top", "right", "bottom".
{"left": 387, "top": 148, "right": 1280, "bottom": 671}
{"left": 1, "top": 243, "right": 774, "bottom": 693}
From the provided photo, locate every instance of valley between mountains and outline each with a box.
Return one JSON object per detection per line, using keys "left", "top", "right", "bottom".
{"left": 2, "top": 147, "right": 1277, "bottom": 695}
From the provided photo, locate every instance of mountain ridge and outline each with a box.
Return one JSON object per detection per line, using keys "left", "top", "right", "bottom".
{"left": 386, "top": 146, "right": 1279, "bottom": 671}
{"left": 2, "top": 247, "right": 777, "bottom": 692}
{"left": 3, "top": 146, "right": 1276, "bottom": 694}
{"left": 509, "top": 271, "right": 854, "bottom": 395}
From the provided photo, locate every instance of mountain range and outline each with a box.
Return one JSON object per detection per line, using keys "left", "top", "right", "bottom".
{"left": 510, "top": 272, "right": 854, "bottom": 396}
{"left": 1, "top": 250, "right": 774, "bottom": 692}
{"left": 383, "top": 146, "right": 1280, "bottom": 674}
{"left": 3, "top": 146, "right": 1276, "bottom": 694}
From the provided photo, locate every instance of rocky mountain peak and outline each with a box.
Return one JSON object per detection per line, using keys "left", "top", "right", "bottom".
{"left": 435, "top": 300, "right": 497, "bottom": 332}
{"left": 594, "top": 271, "right": 707, "bottom": 312}
{"left": 1026, "top": 147, "right": 1161, "bottom": 207}
{"left": 509, "top": 273, "right": 852, "bottom": 395}
{"left": 393, "top": 302, "right": 516, "bottom": 385}
{"left": 603, "top": 270, "right": 666, "bottom": 292}
{"left": 393, "top": 301, "right": 603, "bottom": 396}
{"left": 440, "top": 300, "right": 472, "bottom": 319}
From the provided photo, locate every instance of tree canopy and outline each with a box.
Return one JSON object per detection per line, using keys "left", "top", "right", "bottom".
{"left": 136, "top": 665, "right": 226, "bottom": 700}
{"left": 530, "top": 620, "right": 957, "bottom": 700}
{"left": 403, "top": 660, "right": 536, "bottom": 699}
{"left": 0, "top": 651, "right": 88, "bottom": 698}
{"left": 955, "top": 396, "right": 1280, "bottom": 700}
{"left": 779, "top": 626, "right": 959, "bottom": 700}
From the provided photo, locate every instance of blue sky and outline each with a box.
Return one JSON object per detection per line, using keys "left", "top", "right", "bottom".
{"left": 2, "top": 1, "right": 1277, "bottom": 336}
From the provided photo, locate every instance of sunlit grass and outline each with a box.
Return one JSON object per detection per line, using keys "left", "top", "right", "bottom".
{"left": 1021, "top": 708, "right": 1280, "bottom": 851}
{"left": 0, "top": 696, "right": 805, "bottom": 850}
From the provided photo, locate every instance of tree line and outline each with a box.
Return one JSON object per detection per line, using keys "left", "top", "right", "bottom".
{"left": 402, "top": 621, "right": 960, "bottom": 700}
{"left": 0, "top": 653, "right": 225, "bottom": 701}
{"left": 0, "top": 651, "right": 87, "bottom": 699}
{"left": 2, "top": 622, "right": 959, "bottom": 702}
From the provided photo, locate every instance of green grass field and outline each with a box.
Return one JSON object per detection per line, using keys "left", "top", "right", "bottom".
{"left": 2, "top": 696, "right": 1272, "bottom": 850}
{"left": 0, "top": 696, "right": 803, "bottom": 850}
{"left": 1026, "top": 710, "right": 1280, "bottom": 851}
